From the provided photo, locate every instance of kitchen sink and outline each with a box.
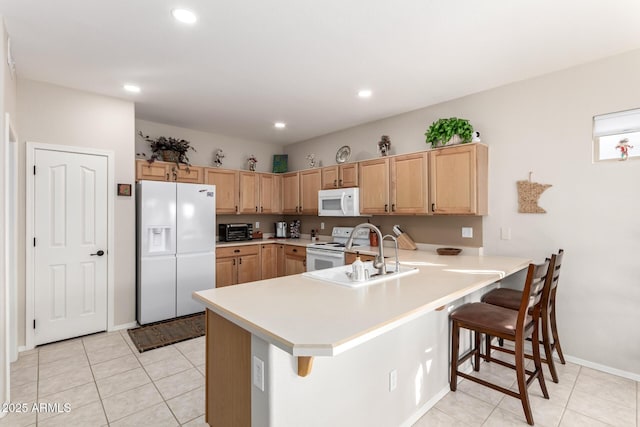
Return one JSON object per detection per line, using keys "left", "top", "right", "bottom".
{"left": 303, "top": 262, "right": 419, "bottom": 288}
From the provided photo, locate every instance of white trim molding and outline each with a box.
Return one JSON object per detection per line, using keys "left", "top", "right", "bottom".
{"left": 25, "top": 142, "right": 115, "bottom": 349}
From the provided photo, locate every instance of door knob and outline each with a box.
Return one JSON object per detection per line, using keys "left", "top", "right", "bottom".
{"left": 90, "top": 250, "right": 105, "bottom": 256}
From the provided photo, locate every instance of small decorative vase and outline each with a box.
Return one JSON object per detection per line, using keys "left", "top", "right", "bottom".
{"left": 249, "top": 161, "right": 256, "bottom": 172}
{"left": 161, "top": 150, "right": 180, "bottom": 162}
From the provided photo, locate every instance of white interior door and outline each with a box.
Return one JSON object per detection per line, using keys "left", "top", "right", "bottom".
{"left": 34, "top": 149, "right": 108, "bottom": 345}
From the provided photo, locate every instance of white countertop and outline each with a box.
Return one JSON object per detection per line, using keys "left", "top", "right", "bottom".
{"left": 194, "top": 251, "right": 530, "bottom": 357}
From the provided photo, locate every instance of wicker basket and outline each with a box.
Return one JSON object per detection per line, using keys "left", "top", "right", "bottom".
{"left": 161, "top": 150, "right": 180, "bottom": 163}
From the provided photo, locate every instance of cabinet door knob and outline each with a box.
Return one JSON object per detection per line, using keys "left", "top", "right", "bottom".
{"left": 239, "top": 258, "right": 242, "bottom": 265}
{"left": 339, "top": 179, "right": 343, "bottom": 186}
{"left": 391, "top": 204, "right": 396, "bottom": 212}
{"left": 233, "top": 259, "right": 236, "bottom": 265}
{"left": 292, "top": 248, "right": 297, "bottom": 253}
{"left": 384, "top": 204, "right": 388, "bottom": 212}
{"left": 333, "top": 179, "right": 337, "bottom": 187}
{"left": 235, "top": 205, "right": 239, "bottom": 213}
{"left": 261, "top": 206, "right": 264, "bottom": 212}
{"left": 431, "top": 203, "right": 435, "bottom": 211}
{"left": 234, "top": 249, "right": 240, "bottom": 253}
{"left": 166, "top": 173, "right": 170, "bottom": 180}
{"left": 255, "top": 206, "right": 258, "bottom": 212}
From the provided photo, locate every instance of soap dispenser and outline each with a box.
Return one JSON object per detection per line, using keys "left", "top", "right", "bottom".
{"left": 351, "top": 252, "right": 365, "bottom": 281}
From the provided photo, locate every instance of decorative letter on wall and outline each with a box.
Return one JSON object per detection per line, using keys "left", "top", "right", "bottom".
{"left": 517, "top": 172, "right": 551, "bottom": 213}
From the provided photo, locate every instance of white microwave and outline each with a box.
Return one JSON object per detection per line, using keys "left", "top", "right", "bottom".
{"left": 318, "top": 188, "right": 366, "bottom": 217}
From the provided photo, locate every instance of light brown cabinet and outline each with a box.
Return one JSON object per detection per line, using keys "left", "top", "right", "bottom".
{"left": 284, "top": 245, "right": 306, "bottom": 276}
{"left": 239, "top": 171, "right": 260, "bottom": 214}
{"left": 429, "top": 143, "right": 488, "bottom": 215}
{"left": 390, "top": 153, "right": 428, "bottom": 214}
{"left": 205, "top": 169, "right": 281, "bottom": 215}
{"left": 359, "top": 153, "right": 428, "bottom": 215}
{"left": 259, "top": 174, "right": 282, "bottom": 214}
{"left": 136, "top": 160, "right": 204, "bottom": 183}
{"left": 345, "top": 252, "right": 377, "bottom": 264}
{"left": 204, "top": 168, "right": 239, "bottom": 214}
{"left": 216, "top": 245, "right": 260, "bottom": 287}
{"left": 321, "top": 163, "right": 358, "bottom": 189}
{"left": 276, "top": 244, "right": 285, "bottom": 277}
{"left": 136, "top": 160, "right": 172, "bottom": 182}
{"left": 260, "top": 244, "right": 278, "bottom": 280}
{"left": 282, "top": 169, "right": 321, "bottom": 215}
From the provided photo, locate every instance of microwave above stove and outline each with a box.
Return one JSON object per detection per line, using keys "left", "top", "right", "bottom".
{"left": 218, "top": 223, "right": 253, "bottom": 242}
{"left": 318, "top": 187, "right": 367, "bottom": 217}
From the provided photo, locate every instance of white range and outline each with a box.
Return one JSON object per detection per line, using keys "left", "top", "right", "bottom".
{"left": 305, "top": 226, "right": 370, "bottom": 272}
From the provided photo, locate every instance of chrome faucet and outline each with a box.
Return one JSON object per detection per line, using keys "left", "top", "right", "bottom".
{"left": 382, "top": 234, "right": 400, "bottom": 273}
{"left": 345, "top": 223, "right": 386, "bottom": 275}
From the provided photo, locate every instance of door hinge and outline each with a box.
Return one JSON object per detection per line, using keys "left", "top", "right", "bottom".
{"left": 33, "top": 165, "right": 36, "bottom": 175}
{"left": 33, "top": 319, "right": 36, "bottom": 329}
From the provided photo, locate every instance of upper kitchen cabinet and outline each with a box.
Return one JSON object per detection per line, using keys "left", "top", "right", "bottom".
{"left": 239, "top": 172, "right": 283, "bottom": 214}
{"left": 282, "top": 169, "right": 321, "bottom": 215}
{"left": 136, "top": 159, "right": 172, "bottom": 182}
{"left": 358, "top": 158, "right": 390, "bottom": 214}
{"left": 174, "top": 164, "right": 204, "bottom": 184}
{"left": 321, "top": 163, "right": 358, "bottom": 189}
{"left": 259, "top": 173, "right": 282, "bottom": 214}
{"left": 136, "top": 159, "right": 204, "bottom": 184}
{"left": 239, "top": 171, "right": 260, "bottom": 214}
{"left": 359, "top": 154, "right": 428, "bottom": 215}
{"left": 429, "top": 143, "right": 488, "bottom": 215}
{"left": 204, "top": 168, "right": 240, "bottom": 214}
{"left": 390, "top": 152, "right": 428, "bottom": 214}
{"left": 282, "top": 172, "right": 300, "bottom": 214}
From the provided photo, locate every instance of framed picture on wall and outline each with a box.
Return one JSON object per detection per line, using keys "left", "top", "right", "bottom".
{"left": 272, "top": 154, "right": 288, "bottom": 173}
{"left": 117, "top": 183, "right": 132, "bottom": 197}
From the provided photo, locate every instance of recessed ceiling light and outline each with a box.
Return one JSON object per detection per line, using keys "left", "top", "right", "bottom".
{"left": 358, "top": 89, "right": 372, "bottom": 98}
{"left": 124, "top": 84, "right": 141, "bottom": 93}
{"left": 274, "top": 122, "right": 286, "bottom": 129}
{"left": 172, "top": 9, "right": 197, "bottom": 24}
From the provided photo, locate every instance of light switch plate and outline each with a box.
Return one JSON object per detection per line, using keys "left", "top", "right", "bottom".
{"left": 462, "top": 227, "right": 473, "bottom": 238}
{"left": 255, "top": 221, "right": 260, "bottom": 229}
{"left": 253, "top": 356, "right": 264, "bottom": 391}
{"left": 501, "top": 227, "right": 511, "bottom": 240}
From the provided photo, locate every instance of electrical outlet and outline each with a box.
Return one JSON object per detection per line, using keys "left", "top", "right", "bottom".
{"left": 462, "top": 227, "right": 473, "bottom": 238}
{"left": 389, "top": 369, "right": 397, "bottom": 391}
{"left": 253, "top": 356, "right": 264, "bottom": 391}
{"left": 255, "top": 221, "right": 260, "bottom": 229}
{"left": 320, "top": 222, "right": 325, "bottom": 230}
{"left": 501, "top": 227, "right": 511, "bottom": 240}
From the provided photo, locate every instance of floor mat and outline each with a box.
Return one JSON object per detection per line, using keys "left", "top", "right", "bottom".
{"left": 127, "top": 312, "right": 205, "bottom": 353}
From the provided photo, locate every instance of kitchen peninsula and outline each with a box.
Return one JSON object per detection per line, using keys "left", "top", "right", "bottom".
{"left": 194, "top": 250, "right": 530, "bottom": 427}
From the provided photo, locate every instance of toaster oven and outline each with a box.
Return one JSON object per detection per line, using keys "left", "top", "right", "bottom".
{"left": 218, "top": 223, "right": 253, "bottom": 242}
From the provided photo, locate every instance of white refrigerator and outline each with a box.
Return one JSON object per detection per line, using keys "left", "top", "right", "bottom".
{"left": 136, "top": 180, "right": 216, "bottom": 325}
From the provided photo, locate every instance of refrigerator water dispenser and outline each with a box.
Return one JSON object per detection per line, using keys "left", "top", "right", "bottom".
{"left": 148, "top": 226, "right": 171, "bottom": 253}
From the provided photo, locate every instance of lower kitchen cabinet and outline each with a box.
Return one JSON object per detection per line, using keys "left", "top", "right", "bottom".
{"left": 284, "top": 245, "right": 306, "bottom": 276}
{"left": 216, "top": 245, "right": 260, "bottom": 287}
{"left": 345, "top": 252, "right": 377, "bottom": 264}
{"left": 261, "top": 244, "right": 278, "bottom": 280}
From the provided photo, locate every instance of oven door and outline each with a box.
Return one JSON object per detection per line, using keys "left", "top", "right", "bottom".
{"left": 306, "top": 247, "right": 345, "bottom": 272}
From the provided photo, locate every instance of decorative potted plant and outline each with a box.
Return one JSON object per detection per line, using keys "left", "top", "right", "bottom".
{"left": 424, "top": 117, "right": 474, "bottom": 148}
{"left": 137, "top": 131, "right": 196, "bottom": 165}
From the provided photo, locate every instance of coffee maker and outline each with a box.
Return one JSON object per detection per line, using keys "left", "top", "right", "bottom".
{"left": 275, "top": 221, "right": 287, "bottom": 238}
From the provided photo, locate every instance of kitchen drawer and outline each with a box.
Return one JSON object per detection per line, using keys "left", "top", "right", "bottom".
{"left": 217, "top": 245, "right": 260, "bottom": 258}
{"left": 284, "top": 245, "right": 306, "bottom": 257}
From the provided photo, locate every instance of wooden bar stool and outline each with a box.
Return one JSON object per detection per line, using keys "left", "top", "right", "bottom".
{"left": 449, "top": 261, "right": 550, "bottom": 426}
{"left": 482, "top": 250, "right": 565, "bottom": 383}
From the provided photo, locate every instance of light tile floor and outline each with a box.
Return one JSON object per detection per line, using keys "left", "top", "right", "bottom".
{"left": 3, "top": 331, "right": 638, "bottom": 426}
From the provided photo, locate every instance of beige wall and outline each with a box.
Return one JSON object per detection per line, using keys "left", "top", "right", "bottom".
{"left": 136, "top": 119, "right": 283, "bottom": 172}
{"left": 284, "top": 49, "right": 640, "bottom": 376}
{"left": 16, "top": 79, "right": 136, "bottom": 346}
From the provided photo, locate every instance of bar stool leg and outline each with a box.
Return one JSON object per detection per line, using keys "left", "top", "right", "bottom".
{"left": 515, "top": 336, "right": 534, "bottom": 425}
{"left": 485, "top": 334, "right": 492, "bottom": 363}
{"left": 550, "top": 291, "right": 566, "bottom": 364}
{"left": 473, "top": 331, "right": 481, "bottom": 371}
{"left": 541, "top": 313, "right": 559, "bottom": 383}
{"left": 532, "top": 323, "right": 549, "bottom": 399}
{"left": 450, "top": 320, "right": 460, "bottom": 391}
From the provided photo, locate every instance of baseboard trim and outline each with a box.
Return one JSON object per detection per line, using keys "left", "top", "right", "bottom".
{"left": 565, "top": 355, "right": 640, "bottom": 382}
{"left": 400, "top": 386, "right": 450, "bottom": 427}
{"left": 110, "top": 321, "right": 138, "bottom": 332}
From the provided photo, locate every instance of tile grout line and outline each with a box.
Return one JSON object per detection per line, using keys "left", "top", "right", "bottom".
{"left": 83, "top": 336, "right": 115, "bottom": 427}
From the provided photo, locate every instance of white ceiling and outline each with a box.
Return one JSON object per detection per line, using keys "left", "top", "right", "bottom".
{"left": 2, "top": 1, "right": 640, "bottom": 145}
